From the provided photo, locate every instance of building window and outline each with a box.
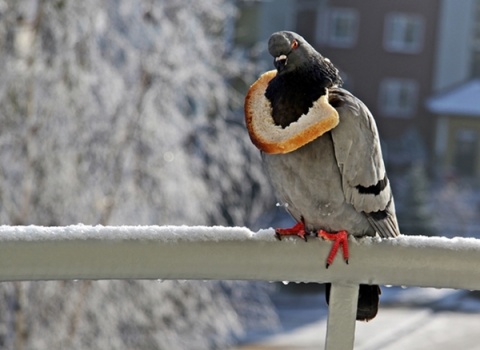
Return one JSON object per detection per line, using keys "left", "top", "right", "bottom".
{"left": 339, "top": 70, "right": 354, "bottom": 91}
{"left": 473, "top": 1, "right": 480, "bottom": 76}
{"left": 384, "top": 13, "right": 425, "bottom": 53}
{"left": 454, "top": 128, "right": 478, "bottom": 177}
{"left": 379, "top": 78, "right": 418, "bottom": 117}
{"left": 294, "top": 0, "right": 320, "bottom": 44}
{"left": 328, "top": 8, "right": 358, "bottom": 48}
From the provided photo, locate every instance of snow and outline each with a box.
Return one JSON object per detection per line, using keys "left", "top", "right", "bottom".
{"left": 0, "top": 222, "right": 478, "bottom": 246}
{"left": 426, "top": 79, "right": 480, "bottom": 116}
{"left": 382, "top": 234, "right": 480, "bottom": 250}
{"left": 4, "top": 224, "right": 480, "bottom": 249}
{"left": 253, "top": 228, "right": 279, "bottom": 240}
{"left": 0, "top": 224, "right": 267, "bottom": 242}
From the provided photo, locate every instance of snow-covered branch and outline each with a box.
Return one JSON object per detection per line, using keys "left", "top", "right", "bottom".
{"left": 1, "top": 225, "right": 479, "bottom": 290}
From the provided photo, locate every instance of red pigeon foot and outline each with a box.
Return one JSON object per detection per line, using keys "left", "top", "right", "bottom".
{"left": 318, "top": 230, "right": 349, "bottom": 268}
{"left": 275, "top": 222, "right": 308, "bottom": 241}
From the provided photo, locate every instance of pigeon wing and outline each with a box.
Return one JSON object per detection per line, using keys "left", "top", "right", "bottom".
{"left": 329, "top": 88, "right": 400, "bottom": 238}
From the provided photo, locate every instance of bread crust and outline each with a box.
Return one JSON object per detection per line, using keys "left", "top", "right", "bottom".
{"left": 244, "top": 70, "right": 339, "bottom": 154}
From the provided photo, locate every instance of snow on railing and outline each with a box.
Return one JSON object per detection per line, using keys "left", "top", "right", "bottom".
{"left": 1, "top": 225, "right": 480, "bottom": 350}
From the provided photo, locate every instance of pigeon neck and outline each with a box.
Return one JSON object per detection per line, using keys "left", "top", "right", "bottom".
{"left": 265, "top": 68, "right": 329, "bottom": 128}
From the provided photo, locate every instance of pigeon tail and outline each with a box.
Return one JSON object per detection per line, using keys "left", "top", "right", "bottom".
{"left": 325, "top": 284, "right": 381, "bottom": 321}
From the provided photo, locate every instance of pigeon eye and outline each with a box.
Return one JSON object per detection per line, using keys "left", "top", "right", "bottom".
{"left": 291, "top": 40, "right": 299, "bottom": 49}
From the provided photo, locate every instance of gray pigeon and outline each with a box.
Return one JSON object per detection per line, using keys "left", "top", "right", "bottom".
{"left": 244, "top": 31, "right": 400, "bottom": 321}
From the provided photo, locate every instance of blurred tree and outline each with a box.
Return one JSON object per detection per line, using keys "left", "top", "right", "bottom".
{"left": 0, "top": 1, "right": 276, "bottom": 349}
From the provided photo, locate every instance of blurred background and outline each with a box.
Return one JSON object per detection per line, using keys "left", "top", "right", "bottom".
{"left": 1, "top": 0, "right": 480, "bottom": 349}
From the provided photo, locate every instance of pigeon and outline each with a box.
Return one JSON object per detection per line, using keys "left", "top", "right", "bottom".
{"left": 244, "top": 31, "right": 400, "bottom": 321}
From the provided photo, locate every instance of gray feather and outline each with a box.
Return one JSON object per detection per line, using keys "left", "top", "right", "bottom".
{"left": 329, "top": 88, "right": 400, "bottom": 238}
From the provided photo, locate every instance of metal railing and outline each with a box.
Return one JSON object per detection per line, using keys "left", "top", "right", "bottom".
{"left": 1, "top": 225, "right": 479, "bottom": 350}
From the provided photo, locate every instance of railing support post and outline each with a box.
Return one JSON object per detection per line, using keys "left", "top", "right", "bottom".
{"left": 325, "top": 283, "right": 359, "bottom": 350}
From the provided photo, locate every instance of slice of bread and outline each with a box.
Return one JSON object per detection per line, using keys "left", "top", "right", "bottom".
{"left": 244, "top": 70, "right": 339, "bottom": 154}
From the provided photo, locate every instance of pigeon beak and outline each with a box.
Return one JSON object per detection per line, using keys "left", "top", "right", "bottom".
{"left": 274, "top": 54, "right": 288, "bottom": 72}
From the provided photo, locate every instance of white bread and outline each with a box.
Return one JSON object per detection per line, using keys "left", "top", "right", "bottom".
{"left": 244, "top": 70, "right": 339, "bottom": 154}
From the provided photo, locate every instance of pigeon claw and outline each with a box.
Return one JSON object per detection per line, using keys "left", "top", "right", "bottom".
{"left": 318, "top": 230, "right": 349, "bottom": 268}
{"left": 275, "top": 222, "right": 308, "bottom": 241}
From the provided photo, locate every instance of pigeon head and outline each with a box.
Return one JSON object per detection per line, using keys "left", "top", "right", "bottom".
{"left": 268, "top": 31, "right": 342, "bottom": 86}
{"left": 268, "top": 31, "right": 316, "bottom": 74}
